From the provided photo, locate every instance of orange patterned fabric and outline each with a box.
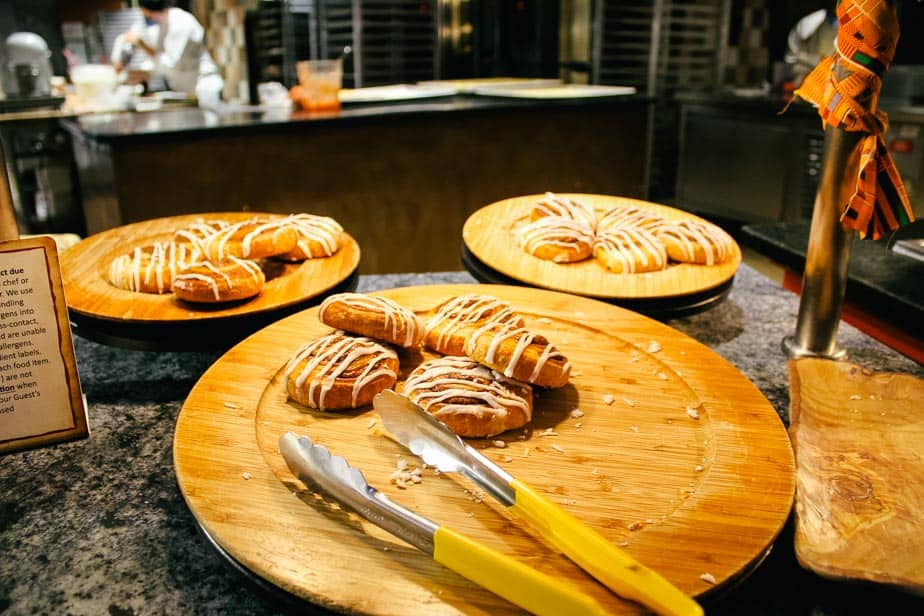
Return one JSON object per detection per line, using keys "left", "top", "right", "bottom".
{"left": 794, "top": 0, "right": 914, "bottom": 240}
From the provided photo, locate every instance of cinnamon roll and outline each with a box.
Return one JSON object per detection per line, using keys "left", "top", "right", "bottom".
{"left": 171, "top": 256, "right": 265, "bottom": 303}
{"left": 593, "top": 227, "right": 668, "bottom": 274}
{"left": 531, "top": 192, "right": 597, "bottom": 230}
{"left": 275, "top": 213, "right": 345, "bottom": 261}
{"left": 516, "top": 216, "right": 594, "bottom": 263}
{"left": 403, "top": 356, "right": 533, "bottom": 437}
{"left": 318, "top": 293, "right": 423, "bottom": 348}
{"left": 285, "top": 333, "right": 399, "bottom": 411}
{"left": 464, "top": 321, "right": 571, "bottom": 388}
{"left": 423, "top": 294, "right": 525, "bottom": 356}
{"left": 107, "top": 241, "right": 202, "bottom": 294}
{"left": 653, "top": 219, "right": 735, "bottom": 265}
{"left": 596, "top": 205, "right": 665, "bottom": 233}
{"left": 199, "top": 217, "right": 299, "bottom": 261}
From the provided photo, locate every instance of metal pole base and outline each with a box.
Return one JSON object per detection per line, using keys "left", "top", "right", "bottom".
{"left": 782, "top": 335, "right": 847, "bottom": 360}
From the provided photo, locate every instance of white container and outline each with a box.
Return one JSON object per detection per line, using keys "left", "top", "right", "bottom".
{"left": 70, "top": 64, "right": 118, "bottom": 104}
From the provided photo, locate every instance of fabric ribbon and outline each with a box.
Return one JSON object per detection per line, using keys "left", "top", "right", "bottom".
{"left": 793, "top": 0, "right": 915, "bottom": 240}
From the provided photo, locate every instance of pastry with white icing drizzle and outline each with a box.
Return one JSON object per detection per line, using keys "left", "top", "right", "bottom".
{"left": 596, "top": 205, "right": 665, "bottom": 233}
{"left": 402, "top": 356, "right": 533, "bottom": 437}
{"left": 464, "top": 321, "right": 571, "bottom": 388}
{"left": 172, "top": 256, "right": 265, "bottom": 303}
{"left": 107, "top": 241, "right": 202, "bottom": 294}
{"left": 173, "top": 219, "right": 231, "bottom": 251}
{"left": 653, "top": 219, "right": 735, "bottom": 265}
{"left": 285, "top": 333, "right": 399, "bottom": 411}
{"left": 531, "top": 192, "right": 597, "bottom": 230}
{"left": 593, "top": 227, "right": 668, "bottom": 274}
{"left": 515, "top": 215, "right": 594, "bottom": 263}
{"left": 274, "top": 214, "right": 345, "bottom": 261}
{"left": 200, "top": 216, "right": 298, "bottom": 261}
{"left": 318, "top": 293, "right": 422, "bottom": 348}
{"left": 423, "top": 294, "right": 525, "bottom": 356}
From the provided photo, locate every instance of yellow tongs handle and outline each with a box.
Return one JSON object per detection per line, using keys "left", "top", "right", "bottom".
{"left": 508, "top": 479, "right": 703, "bottom": 616}
{"left": 433, "top": 526, "right": 610, "bottom": 616}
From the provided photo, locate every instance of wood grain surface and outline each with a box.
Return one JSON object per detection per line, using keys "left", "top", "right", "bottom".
{"left": 174, "top": 284, "right": 794, "bottom": 615}
{"left": 462, "top": 194, "right": 741, "bottom": 299}
{"left": 789, "top": 358, "right": 924, "bottom": 592}
{"left": 59, "top": 212, "right": 360, "bottom": 323}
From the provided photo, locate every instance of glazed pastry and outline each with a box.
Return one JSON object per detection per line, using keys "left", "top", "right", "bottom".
{"left": 403, "top": 356, "right": 533, "bottom": 438}
{"left": 275, "top": 213, "right": 345, "bottom": 261}
{"left": 318, "top": 293, "right": 422, "bottom": 348}
{"left": 200, "top": 217, "right": 299, "bottom": 261}
{"left": 595, "top": 205, "right": 665, "bottom": 233}
{"left": 593, "top": 228, "right": 668, "bottom": 274}
{"left": 516, "top": 215, "right": 594, "bottom": 263}
{"left": 173, "top": 219, "right": 231, "bottom": 250}
{"left": 531, "top": 192, "right": 597, "bottom": 230}
{"left": 653, "top": 219, "right": 735, "bottom": 265}
{"left": 171, "top": 256, "right": 265, "bottom": 303}
{"left": 107, "top": 241, "right": 202, "bottom": 294}
{"left": 284, "top": 333, "right": 399, "bottom": 411}
{"left": 464, "top": 321, "right": 571, "bottom": 388}
{"left": 423, "top": 294, "right": 525, "bottom": 356}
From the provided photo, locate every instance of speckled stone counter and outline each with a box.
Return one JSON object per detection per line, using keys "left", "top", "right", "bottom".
{"left": 1, "top": 267, "right": 921, "bottom": 615}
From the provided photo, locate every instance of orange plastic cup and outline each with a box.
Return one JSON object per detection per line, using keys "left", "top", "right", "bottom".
{"left": 296, "top": 59, "right": 342, "bottom": 111}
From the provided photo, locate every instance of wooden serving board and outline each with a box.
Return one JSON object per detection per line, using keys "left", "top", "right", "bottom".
{"left": 789, "top": 358, "right": 924, "bottom": 592}
{"left": 462, "top": 194, "right": 741, "bottom": 300}
{"left": 175, "top": 284, "right": 794, "bottom": 615}
{"left": 60, "top": 212, "right": 360, "bottom": 324}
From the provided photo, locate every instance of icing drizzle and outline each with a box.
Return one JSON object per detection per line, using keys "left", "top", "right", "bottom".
{"left": 534, "top": 192, "right": 597, "bottom": 230}
{"left": 424, "top": 294, "right": 524, "bottom": 351}
{"left": 654, "top": 219, "right": 734, "bottom": 265}
{"left": 404, "top": 356, "right": 530, "bottom": 420}
{"left": 593, "top": 228, "right": 667, "bottom": 273}
{"left": 515, "top": 216, "right": 594, "bottom": 262}
{"left": 465, "top": 321, "right": 570, "bottom": 383}
{"left": 285, "top": 333, "right": 397, "bottom": 410}
{"left": 319, "top": 293, "right": 420, "bottom": 347}
{"left": 108, "top": 241, "right": 201, "bottom": 293}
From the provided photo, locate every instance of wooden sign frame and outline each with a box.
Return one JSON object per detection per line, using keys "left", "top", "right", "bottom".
{"left": 0, "top": 235, "right": 87, "bottom": 454}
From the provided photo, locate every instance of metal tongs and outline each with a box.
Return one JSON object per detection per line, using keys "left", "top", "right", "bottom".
{"left": 372, "top": 390, "right": 703, "bottom": 616}
{"left": 279, "top": 432, "right": 609, "bottom": 616}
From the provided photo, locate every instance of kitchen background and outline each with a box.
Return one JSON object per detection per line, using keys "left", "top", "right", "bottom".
{"left": 1, "top": 0, "right": 923, "bottom": 236}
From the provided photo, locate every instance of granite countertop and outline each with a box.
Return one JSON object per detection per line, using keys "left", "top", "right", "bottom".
{"left": 61, "top": 93, "right": 652, "bottom": 144}
{"left": 741, "top": 221, "right": 924, "bottom": 340}
{"left": 1, "top": 267, "right": 922, "bottom": 615}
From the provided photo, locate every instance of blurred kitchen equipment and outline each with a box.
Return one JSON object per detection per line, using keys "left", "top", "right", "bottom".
{"left": 69, "top": 64, "right": 119, "bottom": 108}
{"left": 2, "top": 32, "right": 53, "bottom": 98}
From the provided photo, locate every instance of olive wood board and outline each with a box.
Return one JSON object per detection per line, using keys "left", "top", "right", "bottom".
{"left": 60, "top": 212, "right": 361, "bottom": 325}
{"left": 789, "top": 358, "right": 924, "bottom": 593}
{"left": 462, "top": 194, "right": 741, "bottom": 300}
{"left": 174, "top": 284, "right": 795, "bottom": 615}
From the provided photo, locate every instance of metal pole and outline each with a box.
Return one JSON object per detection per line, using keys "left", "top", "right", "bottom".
{"left": 783, "top": 126, "right": 862, "bottom": 359}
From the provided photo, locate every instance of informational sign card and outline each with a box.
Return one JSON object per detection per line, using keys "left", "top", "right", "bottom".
{"left": 0, "top": 236, "right": 87, "bottom": 454}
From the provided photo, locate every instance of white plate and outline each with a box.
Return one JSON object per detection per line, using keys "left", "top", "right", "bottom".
{"left": 338, "top": 84, "right": 457, "bottom": 103}
{"left": 472, "top": 84, "right": 637, "bottom": 99}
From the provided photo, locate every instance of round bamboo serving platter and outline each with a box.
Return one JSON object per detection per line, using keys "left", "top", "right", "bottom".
{"left": 60, "top": 213, "right": 360, "bottom": 349}
{"left": 462, "top": 194, "right": 741, "bottom": 300}
{"left": 174, "top": 284, "right": 795, "bottom": 615}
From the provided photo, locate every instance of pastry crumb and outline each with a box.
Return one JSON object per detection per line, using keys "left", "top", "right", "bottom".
{"left": 539, "top": 428, "right": 559, "bottom": 437}
{"left": 656, "top": 372, "right": 668, "bottom": 380}
{"left": 571, "top": 370, "right": 584, "bottom": 377}
{"left": 503, "top": 455, "right": 513, "bottom": 463}
{"left": 241, "top": 472, "right": 252, "bottom": 480}
{"left": 575, "top": 422, "right": 583, "bottom": 429}
{"left": 699, "top": 572, "right": 717, "bottom": 585}
{"left": 492, "top": 440, "right": 507, "bottom": 448}
{"left": 224, "top": 401, "right": 241, "bottom": 409}
{"left": 622, "top": 397, "right": 635, "bottom": 407}
{"left": 550, "top": 444, "right": 565, "bottom": 453}
{"left": 627, "top": 521, "right": 644, "bottom": 531}
{"left": 602, "top": 394, "right": 616, "bottom": 405}
{"left": 537, "top": 317, "right": 552, "bottom": 324}
{"left": 592, "top": 468, "right": 599, "bottom": 475}
{"left": 522, "top": 448, "right": 530, "bottom": 458}
{"left": 366, "top": 418, "right": 378, "bottom": 429}
{"left": 570, "top": 408, "right": 585, "bottom": 418}
{"left": 849, "top": 394, "right": 862, "bottom": 400}
{"left": 630, "top": 426, "right": 639, "bottom": 433}
{"left": 695, "top": 465, "right": 704, "bottom": 472}
{"left": 685, "top": 406, "right": 700, "bottom": 420}
{"left": 646, "top": 340, "right": 662, "bottom": 353}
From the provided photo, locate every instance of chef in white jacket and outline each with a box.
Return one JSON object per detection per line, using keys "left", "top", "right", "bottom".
{"left": 112, "top": 0, "right": 223, "bottom": 107}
